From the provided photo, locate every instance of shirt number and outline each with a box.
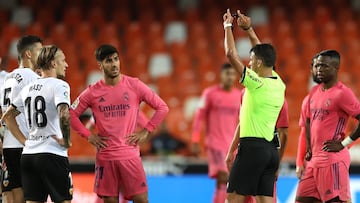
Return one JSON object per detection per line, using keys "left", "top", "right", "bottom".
{"left": 25, "top": 96, "right": 47, "bottom": 128}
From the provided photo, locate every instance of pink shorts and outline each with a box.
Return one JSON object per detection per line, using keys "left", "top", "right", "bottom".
{"left": 296, "top": 161, "right": 350, "bottom": 202}
{"left": 94, "top": 156, "right": 148, "bottom": 200}
{"left": 207, "top": 148, "right": 228, "bottom": 178}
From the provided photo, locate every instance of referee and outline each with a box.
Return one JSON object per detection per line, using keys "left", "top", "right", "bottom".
{"left": 223, "top": 9, "right": 286, "bottom": 203}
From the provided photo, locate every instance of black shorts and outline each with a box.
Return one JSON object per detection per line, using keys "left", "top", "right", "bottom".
{"left": 2, "top": 148, "right": 23, "bottom": 192}
{"left": 227, "top": 137, "right": 279, "bottom": 196}
{"left": 21, "top": 153, "right": 73, "bottom": 202}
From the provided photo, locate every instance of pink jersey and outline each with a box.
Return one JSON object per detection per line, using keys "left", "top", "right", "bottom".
{"left": 70, "top": 75, "right": 169, "bottom": 160}
{"left": 299, "top": 95, "right": 310, "bottom": 127}
{"left": 191, "top": 85, "right": 242, "bottom": 150}
{"left": 306, "top": 82, "right": 360, "bottom": 167}
{"left": 296, "top": 95, "right": 310, "bottom": 167}
{"left": 276, "top": 99, "right": 289, "bottom": 128}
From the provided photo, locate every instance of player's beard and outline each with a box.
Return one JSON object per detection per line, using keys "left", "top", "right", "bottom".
{"left": 312, "top": 74, "right": 321, "bottom": 84}
{"left": 104, "top": 67, "right": 120, "bottom": 79}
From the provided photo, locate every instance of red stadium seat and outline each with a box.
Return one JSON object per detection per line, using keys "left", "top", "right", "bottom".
{"left": 96, "top": 22, "right": 118, "bottom": 43}
{"left": 191, "top": 38, "right": 210, "bottom": 60}
{"left": 48, "top": 23, "right": 69, "bottom": 45}
{"left": 146, "top": 22, "right": 164, "bottom": 45}
{"left": 1, "top": 23, "right": 20, "bottom": 43}
{"left": 138, "top": 8, "right": 157, "bottom": 29}
{"left": 111, "top": 8, "right": 131, "bottom": 28}
{"left": 160, "top": 6, "right": 181, "bottom": 25}
{"left": 24, "top": 22, "right": 45, "bottom": 38}
{"left": 188, "top": 21, "right": 207, "bottom": 43}
{"left": 124, "top": 22, "right": 143, "bottom": 43}
{"left": 63, "top": 6, "right": 83, "bottom": 29}
{"left": 314, "top": 6, "right": 331, "bottom": 26}
{"left": 0, "top": 9, "right": 9, "bottom": 26}
{"left": 296, "top": 20, "right": 316, "bottom": 44}
{"left": 169, "top": 41, "right": 189, "bottom": 57}
{"left": 274, "top": 21, "right": 293, "bottom": 43}
{"left": 87, "top": 7, "right": 105, "bottom": 29}
{"left": 148, "top": 36, "right": 167, "bottom": 55}
{"left": 72, "top": 22, "right": 94, "bottom": 45}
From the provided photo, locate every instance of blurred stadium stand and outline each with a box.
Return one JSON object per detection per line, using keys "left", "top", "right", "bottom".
{"left": 1, "top": 0, "right": 360, "bottom": 169}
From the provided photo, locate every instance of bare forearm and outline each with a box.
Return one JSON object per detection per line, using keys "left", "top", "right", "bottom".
{"left": 228, "top": 124, "right": 240, "bottom": 154}
{"left": 245, "top": 27, "right": 261, "bottom": 46}
{"left": 305, "top": 119, "right": 311, "bottom": 151}
{"left": 224, "top": 27, "right": 245, "bottom": 74}
{"left": 58, "top": 104, "right": 70, "bottom": 146}
{"left": 348, "top": 115, "right": 360, "bottom": 141}
{"left": 277, "top": 128, "right": 288, "bottom": 161}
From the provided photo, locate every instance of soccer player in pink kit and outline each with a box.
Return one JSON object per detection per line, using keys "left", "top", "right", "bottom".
{"left": 191, "top": 63, "right": 242, "bottom": 203}
{"left": 70, "top": 44, "right": 169, "bottom": 203}
{"left": 295, "top": 54, "right": 320, "bottom": 179}
{"left": 296, "top": 50, "right": 360, "bottom": 203}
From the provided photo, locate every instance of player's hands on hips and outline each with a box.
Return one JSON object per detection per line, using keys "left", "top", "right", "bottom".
{"left": 88, "top": 134, "right": 108, "bottom": 149}
{"left": 225, "top": 152, "right": 234, "bottom": 171}
{"left": 126, "top": 128, "right": 149, "bottom": 145}
{"left": 191, "top": 143, "right": 200, "bottom": 156}
{"left": 322, "top": 140, "right": 344, "bottom": 152}
{"left": 235, "top": 10, "right": 251, "bottom": 30}
{"left": 296, "top": 165, "right": 304, "bottom": 179}
{"left": 223, "top": 9, "right": 235, "bottom": 27}
{"left": 52, "top": 135, "right": 72, "bottom": 148}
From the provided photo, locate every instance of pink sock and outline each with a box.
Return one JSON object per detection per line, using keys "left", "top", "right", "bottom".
{"left": 213, "top": 184, "right": 227, "bottom": 203}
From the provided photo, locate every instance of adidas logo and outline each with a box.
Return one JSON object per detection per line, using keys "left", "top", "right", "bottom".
{"left": 141, "top": 182, "right": 146, "bottom": 187}
{"left": 99, "top": 97, "right": 105, "bottom": 102}
{"left": 325, "top": 189, "right": 332, "bottom": 195}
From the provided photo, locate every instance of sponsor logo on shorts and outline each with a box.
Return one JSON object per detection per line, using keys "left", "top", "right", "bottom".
{"left": 141, "top": 182, "right": 146, "bottom": 187}
{"left": 2, "top": 170, "right": 9, "bottom": 187}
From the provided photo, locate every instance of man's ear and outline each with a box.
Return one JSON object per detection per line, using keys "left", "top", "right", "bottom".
{"left": 51, "top": 59, "right": 56, "bottom": 67}
{"left": 256, "top": 59, "right": 262, "bottom": 67}
{"left": 97, "top": 62, "right": 102, "bottom": 70}
{"left": 24, "top": 49, "right": 31, "bottom": 59}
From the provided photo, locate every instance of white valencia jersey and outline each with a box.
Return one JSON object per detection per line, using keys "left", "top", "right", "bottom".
{"left": 1, "top": 68, "right": 39, "bottom": 148}
{"left": 12, "top": 77, "right": 70, "bottom": 157}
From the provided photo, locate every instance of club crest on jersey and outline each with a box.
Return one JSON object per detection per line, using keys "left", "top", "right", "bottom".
{"left": 123, "top": 92, "right": 129, "bottom": 101}
{"left": 71, "top": 98, "right": 79, "bottom": 109}
{"left": 64, "top": 91, "right": 69, "bottom": 98}
{"left": 325, "top": 98, "right": 331, "bottom": 107}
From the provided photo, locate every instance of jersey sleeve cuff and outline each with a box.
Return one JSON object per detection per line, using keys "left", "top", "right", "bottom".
{"left": 239, "top": 67, "right": 246, "bottom": 83}
{"left": 144, "top": 123, "right": 155, "bottom": 133}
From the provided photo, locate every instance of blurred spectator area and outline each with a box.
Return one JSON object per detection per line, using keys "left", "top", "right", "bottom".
{"left": 1, "top": 0, "right": 360, "bottom": 162}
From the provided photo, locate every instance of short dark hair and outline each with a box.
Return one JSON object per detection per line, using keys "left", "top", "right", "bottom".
{"left": 249, "top": 44, "right": 276, "bottom": 67}
{"left": 221, "top": 63, "right": 232, "bottom": 71}
{"left": 317, "top": 50, "right": 340, "bottom": 67}
{"left": 318, "top": 50, "right": 340, "bottom": 61}
{"left": 17, "top": 35, "right": 42, "bottom": 58}
{"left": 95, "top": 44, "right": 119, "bottom": 61}
{"left": 36, "top": 45, "right": 60, "bottom": 70}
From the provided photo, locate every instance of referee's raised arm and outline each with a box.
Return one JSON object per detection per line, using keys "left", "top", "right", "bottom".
{"left": 223, "top": 9, "right": 245, "bottom": 75}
